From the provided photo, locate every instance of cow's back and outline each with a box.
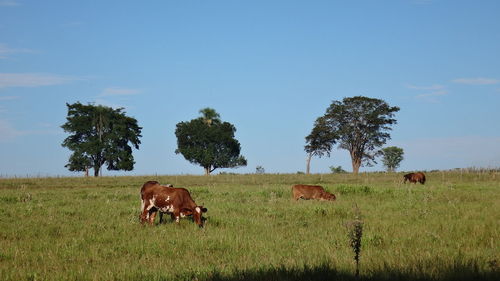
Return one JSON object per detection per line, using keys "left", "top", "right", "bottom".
{"left": 415, "top": 172, "right": 426, "bottom": 184}
{"left": 170, "top": 187, "right": 197, "bottom": 209}
{"left": 292, "top": 184, "right": 325, "bottom": 200}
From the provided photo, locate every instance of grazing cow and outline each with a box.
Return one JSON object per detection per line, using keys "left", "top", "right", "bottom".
{"left": 292, "top": 184, "right": 336, "bottom": 201}
{"left": 140, "top": 181, "right": 208, "bottom": 227}
{"left": 403, "top": 172, "right": 426, "bottom": 184}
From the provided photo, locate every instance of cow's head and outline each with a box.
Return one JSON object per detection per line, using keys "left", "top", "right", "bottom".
{"left": 322, "top": 192, "right": 336, "bottom": 201}
{"left": 181, "top": 206, "right": 208, "bottom": 228}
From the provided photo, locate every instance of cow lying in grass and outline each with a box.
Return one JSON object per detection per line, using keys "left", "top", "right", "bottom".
{"left": 140, "top": 181, "right": 207, "bottom": 227}
{"left": 292, "top": 184, "right": 336, "bottom": 201}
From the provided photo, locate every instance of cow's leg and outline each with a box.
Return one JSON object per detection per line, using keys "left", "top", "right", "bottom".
{"left": 141, "top": 199, "right": 159, "bottom": 224}
{"left": 173, "top": 210, "right": 181, "bottom": 224}
{"left": 140, "top": 210, "right": 148, "bottom": 224}
{"left": 149, "top": 210, "right": 157, "bottom": 225}
{"left": 159, "top": 212, "right": 165, "bottom": 224}
{"left": 293, "top": 192, "right": 301, "bottom": 201}
{"left": 140, "top": 200, "right": 151, "bottom": 224}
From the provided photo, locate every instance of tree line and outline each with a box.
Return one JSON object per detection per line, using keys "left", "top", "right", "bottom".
{"left": 61, "top": 96, "right": 404, "bottom": 177}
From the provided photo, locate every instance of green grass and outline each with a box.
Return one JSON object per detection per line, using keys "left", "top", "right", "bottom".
{"left": 0, "top": 171, "right": 499, "bottom": 280}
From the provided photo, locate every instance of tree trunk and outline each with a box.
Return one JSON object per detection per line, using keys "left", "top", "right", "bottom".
{"left": 352, "top": 162, "right": 359, "bottom": 174}
{"left": 94, "top": 167, "right": 99, "bottom": 177}
{"left": 306, "top": 153, "right": 312, "bottom": 175}
{"left": 204, "top": 166, "right": 210, "bottom": 176}
{"left": 84, "top": 167, "right": 89, "bottom": 177}
{"left": 350, "top": 152, "right": 361, "bottom": 174}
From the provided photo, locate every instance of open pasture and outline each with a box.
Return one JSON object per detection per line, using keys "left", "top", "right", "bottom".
{"left": 0, "top": 171, "right": 499, "bottom": 280}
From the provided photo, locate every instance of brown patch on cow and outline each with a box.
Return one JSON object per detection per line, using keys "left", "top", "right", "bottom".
{"left": 403, "top": 172, "right": 426, "bottom": 184}
{"left": 292, "top": 184, "right": 336, "bottom": 201}
{"left": 140, "top": 181, "right": 207, "bottom": 227}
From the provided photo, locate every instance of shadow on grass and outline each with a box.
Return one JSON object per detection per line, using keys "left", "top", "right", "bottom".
{"left": 134, "top": 262, "right": 499, "bottom": 281}
{"left": 207, "top": 264, "right": 497, "bottom": 281}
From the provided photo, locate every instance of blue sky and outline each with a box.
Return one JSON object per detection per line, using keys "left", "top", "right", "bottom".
{"left": 1, "top": 0, "right": 499, "bottom": 177}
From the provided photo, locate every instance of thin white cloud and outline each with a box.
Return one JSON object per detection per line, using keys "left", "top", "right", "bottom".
{"left": 0, "top": 43, "right": 34, "bottom": 59}
{"left": 407, "top": 83, "right": 448, "bottom": 103}
{"left": 406, "top": 84, "right": 445, "bottom": 90}
{"left": 0, "top": 119, "right": 61, "bottom": 142}
{"left": 412, "top": 0, "right": 433, "bottom": 4}
{"left": 0, "top": 73, "right": 83, "bottom": 88}
{"left": 62, "top": 21, "right": 84, "bottom": 27}
{"left": 0, "top": 0, "right": 20, "bottom": 6}
{"left": 37, "top": 122, "right": 54, "bottom": 128}
{"left": 100, "top": 87, "right": 141, "bottom": 97}
{"left": 452, "top": 78, "right": 499, "bottom": 85}
{"left": 415, "top": 90, "right": 448, "bottom": 98}
{"left": 0, "top": 119, "right": 24, "bottom": 142}
{"left": 394, "top": 136, "right": 500, "bottom": 170}
{"left": 0, "top": 95, "right": 19, "bottom": 101}
{"left": 415, "top": 90, "right": 448, "bottom": 103}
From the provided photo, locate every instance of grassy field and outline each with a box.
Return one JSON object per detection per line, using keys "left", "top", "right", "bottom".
{"left": 0, "top": 171, "right": 499, "bottom": 280}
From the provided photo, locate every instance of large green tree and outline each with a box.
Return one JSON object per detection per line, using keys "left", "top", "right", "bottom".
{"left": 175, "top": 108, "right": 247, "bottom": 175}
{"left": 307, "top": 96, "right": 399, "bottom": 174}
{"left": 381, "top": 146, "right": 404, "bottom": 172}
{"left": 61, "top": 102, "right": 142, "bottom": 177}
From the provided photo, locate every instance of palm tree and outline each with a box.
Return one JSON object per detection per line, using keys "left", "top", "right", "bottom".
{"left": 199, "top": 108, "right": 220, "bottom": 126}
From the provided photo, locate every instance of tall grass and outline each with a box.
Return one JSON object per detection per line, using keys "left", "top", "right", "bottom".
{"left": 0, "top": 171, "right": 499, "bottom": 280}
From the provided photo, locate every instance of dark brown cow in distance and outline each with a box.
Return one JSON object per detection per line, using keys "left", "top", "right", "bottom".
{"left": 140, "top": 181, "right": 207, "bottom": 227}
{"left": 292, "top": 184, "right": 336, "bottom": 201}
{"left": 403, "top": 172, "right": 426, "bottom": 184}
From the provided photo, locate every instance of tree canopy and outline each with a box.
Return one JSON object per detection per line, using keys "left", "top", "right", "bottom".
{"left": 307, "top": 96, "right": 399, "bottom": 174}
{"left": 304, "top": 116, "right": 337, "bottom": 174}
{"left": 175, "top": 108, "right": 247, "bottom": 175}
{"left": 381, "top": 146, "right": 404, "bottom": 172}
{"left": 61, "top": 102, "right": 142, "bottom": 177}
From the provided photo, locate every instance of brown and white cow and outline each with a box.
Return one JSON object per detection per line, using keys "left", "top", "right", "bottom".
{"left": 292, "top": 184, "right": 336, "bottom": 201}
{"left": 403, "top": 172, "right": 426, "bottom": 184}
{"left": 140, "top": 181, "right": 207, "bottom": 227}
